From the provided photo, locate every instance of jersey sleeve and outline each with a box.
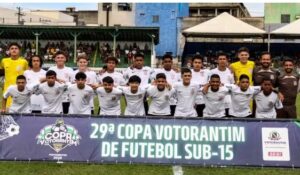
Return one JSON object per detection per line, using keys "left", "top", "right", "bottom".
{"left": 3, "top": 86, "right": 13, "bottom": 99}
{"left": 275, "top": 97, "right": 283, "bottom": 109}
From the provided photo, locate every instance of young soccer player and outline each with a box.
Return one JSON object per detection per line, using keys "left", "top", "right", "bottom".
{"left": 74, "top": 54, "right": 98, "bottom": 114}
{"left": 225, "top": 74, "right": 261, "bottom": 118}
{"left": 98, "top": 56, "right": 126, "bottom": 86}
{"left": 173, "top": 68, "right": 198, "bottom": 117}
{"left": 119, "top": 75, "right": 147, "bottom": 116}
{"left": 147, "top": 73, "right": 174, "bottom": 116}
{"left": 68, "top": 72, "right": 94, "bottom": 115}
{"left": 2, "top": 75, "right": 32, "bottom": 113}
{"left": 0, "top": 43, "right": 28, "bottom": 108}
{"left": 48, "top": 51, "right": 74, "bottom": 114}
{"left": 151, "top": 54, "right": 181, "bottom": 116}
{"left": 23, "top": 55, "right": 46, "bottom": 113}
{"left": 96, "top": 76, "right": 123, "bottom": 115}
{"left": 202, "top": 74, "right": 229, "bottom": 118}
{"left": 230, "top": 47, "right": 255, "bottom": 84}
{"left": 123, "top": 53, "right": 154, "bottom": 115}
{"left": 33, "top": 70, "right": 68, "bottom": 114}
{"left": 191, "top": 54, "right": 210, "bottom": 117}
{"left": 210, "top": 52, "right": 235, "bottom": 117}
{"left": 254, "top": 78, "right": 283, "bottom": 119}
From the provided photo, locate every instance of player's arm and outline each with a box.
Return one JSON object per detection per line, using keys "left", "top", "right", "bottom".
{"left": 1, "top": 88, "right": 11, "bottom": 113}
{"left": 1, "top": 98, "right": 7, "bottom": 113}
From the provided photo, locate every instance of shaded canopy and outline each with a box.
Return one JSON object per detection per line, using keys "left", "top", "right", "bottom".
{"left": 271, "top": 18, "right": 300, "bottom": 38}
{"left": 182, "top": 12, "right": 266, "bottom": 38}
{"left": 0, "top": 25, "right": 159, "bottom": 44}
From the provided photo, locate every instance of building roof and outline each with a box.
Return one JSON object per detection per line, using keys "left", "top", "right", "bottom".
{"left": 271, "top": 18, "right": 300, "bottom": 37}
{"left": 182, "top": 12, "right": 266, "bottom": 38}
{"left": 0, "top": 25, "right": 159, "bottom": 43}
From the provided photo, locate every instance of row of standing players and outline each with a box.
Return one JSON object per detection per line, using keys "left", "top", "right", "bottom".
{"left": 0, "top": 44, "right": 298, "bottom": 119}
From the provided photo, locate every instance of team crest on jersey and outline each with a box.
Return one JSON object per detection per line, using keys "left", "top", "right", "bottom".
{"left": 268, "top": 102, "right": 274, "bottom": 108}
{"left": 294, "top": 81, "right": 297, "bottom": 86}
{"left": 218, "top": 96, "right": 224, "bottom": 101}
{"left": 143, "top": 70, "right": 148, "bottom": 75}
{"left": 270, "top": 75, "right": 274, "bottom": 80}
{"left": 112, "top": 96, "right": 116, "bottom": 101}
{"left": 165, "top": 95, "right": 170, "bottom": 101}
{"left": 36, "top": 119, "right": 81, "bottom": 153}
{"left": 138, "top": 94, "right": 143, "bottom": 99}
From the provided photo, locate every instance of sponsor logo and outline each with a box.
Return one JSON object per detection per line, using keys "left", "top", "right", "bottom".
{"left": 36, "top": 119, "right": 81, "bottom": 153}
{"left": 262, "top": 128, "right": 290, "bottom": 161}
{"left": 268, "top": 131, "right": 281, "bottom": 141}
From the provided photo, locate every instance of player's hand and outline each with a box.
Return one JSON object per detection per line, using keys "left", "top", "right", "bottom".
{"left": 166, "top": 83, "right": 172, "bottom": 90}
{"left": 90, "top": 83, "right": 100, "bottom": 90}
{"left": 57, "top": 79, "right": 66, "bottom": 84}
{"left": 278, "top": 92, "right": 284, "bottom": 102}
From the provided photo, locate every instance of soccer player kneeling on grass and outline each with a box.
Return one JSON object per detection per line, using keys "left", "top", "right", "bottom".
{"left": 96, "top": 76, "right": 122, "bottom": 116}
{"left": 254, "top": 78, "right": 283, "bottom": 119}
{"left": 2, "top": 75, "right": 32, "bottom": 114}
{"left": 68, "top": 72, "right": 94, "bottom": 115}
{"left": 33, "top": 70, "right": 68, "bottom": 114}
{"left": 225, "top": 74, "right": 261, "bottom": 118}
{"left": 201, "top": 74, "right": 229, "bottom": 118}
{"left": 147, "top": 73, "right": 174, "bottom": 116}
{"left": 119, "top": 75, "right": 147, "bottom": 116}
{"left": 173, "top": 68, "right": 199, "bottom": 117}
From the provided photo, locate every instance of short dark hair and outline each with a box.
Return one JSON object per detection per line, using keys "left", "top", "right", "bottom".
{"left": 181, "top": 68, "right": 192, "bottom": 75}
{"left": 134, "top": 53, "right": 144, "bottom": 59}
{"left": 283, "top": 57, "right": 294, "bottom": 65}
{"left": 75, "top": 72, "right": 87, "bottom": 80}
{"left": 162, "top": 54, "right": 173, "bottom": 61}
{"left": 239, "top": 74, "right": 249, "bottom": 81}
{"left": 192, "top": 54, "right": 203, "bottom": 62}
{"left": 217, "top": 52, "right": 228, "bottom": 59}
{"left": 102, "top": 76, "right": 114, "bottom": 84}
{"left": 28, "top": 55, "right": 43, "bottom": 68}
{"left": 260, "top": 51, "right": 271, "bottom": 59}
{"left": 16, "top": 75, "right": 26, "bottom": 81}
{"left": 8, "top": 42, "right": 21, "bottom": 50}
{"left": 156, "top": 73, "right": 166, "bottom": 80}
{"left": 46, "top": 70, "right": 57, "bottom": 77}
{"left": 238, "top": 47, "right": 249, "bottom": 54}
{"left": 262, "top": 77, "right": 272, "bottom": 84}
{"left": 210, "top": 74, "right": 220, "bottom": 80}
{"left": 128, "top": 75, "right": 141, "bottom": 84}
{"left": 106, "top": 56, "right": 119, "bottom": 64}
{"left": 53, "top": 51, "right": 67, "bottom": 59}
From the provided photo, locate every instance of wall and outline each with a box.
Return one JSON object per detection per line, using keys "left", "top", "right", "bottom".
{"left": 265, "top": 3, "right": 300, "bottom": 24}
{"left": 135, "top": 3, "right": 188, "bottom": 57}
{"left": 97, "top": 3, "right": 135, "bottom": 26}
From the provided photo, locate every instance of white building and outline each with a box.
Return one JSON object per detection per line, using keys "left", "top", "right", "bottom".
{"left": 0, "top": 7, "right": 75, "bottom": 26}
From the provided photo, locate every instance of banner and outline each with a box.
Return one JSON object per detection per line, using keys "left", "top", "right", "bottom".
{"left": 1, "top": 114, "right": 300, "bottom": 167}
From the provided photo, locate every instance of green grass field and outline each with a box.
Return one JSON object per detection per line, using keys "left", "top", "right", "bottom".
{"left": 1, "top": 87, "right": 300, "bottom": 174}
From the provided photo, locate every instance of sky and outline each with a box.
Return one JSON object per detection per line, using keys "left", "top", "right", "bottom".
{"left": 0, "top": 3, "right": 264, "bottom": 17}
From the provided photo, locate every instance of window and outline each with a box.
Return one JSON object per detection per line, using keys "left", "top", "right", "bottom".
{"left": 152, "top": 15, "right": 159, "bottom": 23}
{"left": 102, "top": 3, "right": 112, "bottom": 11}
{"left": 200, "top": 9, "right": 215, "bottom": 17}
{"left": 281, "top": 14, "right": 290, "bottom": 23}
{"left": 189, "top": 9, "right": 198, "bottom": 17}
{"left": 118, "top": 3, "right": 132, "bottom": 11}
{"left": 171, "top": 10, "right": 175, "bottom": 19}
